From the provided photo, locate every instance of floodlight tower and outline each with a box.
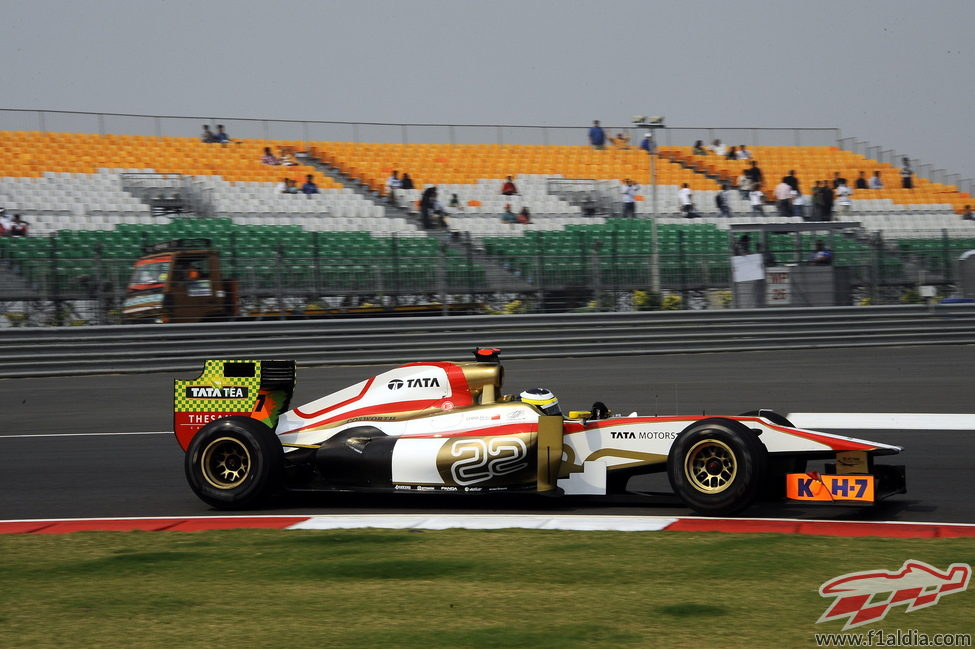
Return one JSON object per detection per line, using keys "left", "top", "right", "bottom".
{"left": 632, "top": 115, "right": 666, "bottom": 293}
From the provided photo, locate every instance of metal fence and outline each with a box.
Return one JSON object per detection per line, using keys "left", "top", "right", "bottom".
{"left": 837, "top": 136, "right": 974, "bottom": 197}
{"left": 4, "top": 228, "right": 974, "bottom": 327}
{"left": 2, "top": 304, "right": 974, "bottom": 378}
{"left": 1, "top": 108, "right": 840, "bottom": 149}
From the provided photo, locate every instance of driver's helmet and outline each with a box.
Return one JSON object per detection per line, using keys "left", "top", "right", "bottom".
{"left": 519, "top": 388, "right": 561, "bottom": 416}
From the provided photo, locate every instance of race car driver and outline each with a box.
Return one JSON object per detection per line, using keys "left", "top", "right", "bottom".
{"left": 519, "top": 388, "right": 563, "bottom": 417}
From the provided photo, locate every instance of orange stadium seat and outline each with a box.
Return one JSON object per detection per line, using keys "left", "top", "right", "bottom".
{"left": 667, "top": 145, "right": 972, "bottom": 213}
{"left": 3, "top": 132, "right": 971, "bottom": 216}
{"left": 312, "top": 142, "right": 719, "bottom": 195}
{"left": 0, "top": 131, "right": 341, "bottom": 190}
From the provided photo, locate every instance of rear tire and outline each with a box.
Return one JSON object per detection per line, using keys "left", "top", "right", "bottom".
{"left": 185, "top": 416, "right": 283, "bottom": 509}
{"left": 667, "top": 419, "right": 767, "bottom": 516}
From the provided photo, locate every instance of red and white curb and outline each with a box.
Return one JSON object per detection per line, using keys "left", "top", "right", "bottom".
{"left": 1, "top": 515, "right": 974, "bottom": 537}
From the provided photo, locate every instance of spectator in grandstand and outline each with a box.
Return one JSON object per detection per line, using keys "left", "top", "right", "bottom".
{"left": 611, "top": 132, "right": 631, "bottom": 149}
{"left": 9, "top": 214, "right": 29, "bottom": 236}
{"left": 275, "top": 177, "right": 298, "bottom": 194}
{"left": 791, "top": 188, "right": 806, "bottom": 220}
{"left": 716, "top": 184, "right": 732, "bottom": 217}
{"left": 726, "top": 146, "right": 738, "bottom": 160}
{"left": 200, "top": 124, "right": 218, "bottom": 143}
{"left": 962, "top": 205, "right": 973, "bottom": 220}
{"left": 517, "top": 207, "right": 532, "bottom": 224}
{"left": 588, "top": 120, "right": 606, "bottom": 150}
{"left": 811, "top": 181, "right": 825, "bottom": 220}
{"left": 386, "top": 170, "right": 402, "bottom": 204}
{"left": 809, "top": 240, "right": 833, "bottom": 265}
{"left": 855, "top": 171, "right": 869, "bottom": 190}
{"left": 783, "top": 170, "right": 799, "bottom": 192}
{"left": 901, "top": 157, "right": 914, "bottom": 189}
{"left": 621, "top": 178, "right": 640, "bottom": 218}
{"left": 279, "top": 149, "right": 298, "bottom": 166}
{"left": 737, "top": 170, "right": 752, "bottom": 199}
{"left": 420, "top": 186, "right": 438, "bottom": 229}
{"left": 432, "top": 198, "right": 449, "bottom": 229}
{"left": 301, "top": 174, "right": 319, "bottom": 196}
{"left": 261, "top": 147, "right": 280, "bottom": 165}
{"left": 678, "top": 183, "right": 700, "bottom": 218}
{"left": 835, "top": 180, "right": 853, "bottom": 215}
{"left": 832, "top": 172, "right": 847, "bottom": 189}
{"left": 500, "top": 176, "right": 519, "bottom": 196}
{"left": 639, "top": 133, "right": 655, "bottom": 153}
{"left": 400, "top": 173, "right": 415, "bottom": 190}
{"left": 709, "top": 139, "right": 727, "bottom": 157}
{"left": 744, "top": 160, "right": 764, "bottom": 188}
{"left": 214, "top": 125, "right": 232, "bottom": 145}
{"left": 819, "top": 181, "right": 835, "bottom": 220}
{"left": 749, "top": 184, "right": 766, "bottom": 215}
{"left": 774, "top": 178, "right": 793, "bottom": 217}
{"left": 737, "top": 145, "right": 752, "bottom": 160}
{"left": 693, "top": 140, "right": 708, "bottom": 155}
{"left": 501, "top": 204, "right": 519, "bottom": 224}
{"left": 448, "top": 193, "right": 463, "bottom": 212}
{"left": 869, "top": 170, "right": 884, "bottom": 189}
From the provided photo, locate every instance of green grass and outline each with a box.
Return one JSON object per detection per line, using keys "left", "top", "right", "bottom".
{"left": 0, "top": 530, "right": 972, "bottom": 649}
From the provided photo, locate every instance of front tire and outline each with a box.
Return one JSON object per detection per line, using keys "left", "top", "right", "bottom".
{"left": 185, "top": 416, "right": 283, "bottom": 509}
{"left": 667, "top": 419, "right": 767, "bottom": 516}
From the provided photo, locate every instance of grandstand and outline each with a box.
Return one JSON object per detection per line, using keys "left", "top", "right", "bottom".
{"left": 0, "top": 132, "right": 397, "bottom": 234}
{"left": 2, "top": 126, "right": 975, "bottom": 323}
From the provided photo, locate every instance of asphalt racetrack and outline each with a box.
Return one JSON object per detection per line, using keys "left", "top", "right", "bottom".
{"left": 1, "top": 346, "right": 972, "bottom": 523}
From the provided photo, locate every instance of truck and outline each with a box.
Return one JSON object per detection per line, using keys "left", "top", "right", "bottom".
{"left": 122, "top": 239, "right": 237, "bottom": 323}
{"left": 122, "top": 238, "right": 481, "bottom": 323}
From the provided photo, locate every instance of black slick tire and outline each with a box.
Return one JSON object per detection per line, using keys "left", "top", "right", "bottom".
{"left": 667, "top": 418, "right": 768, "bottom": 516}
{"left": 185, "top": 416, "right": 283, "bottom": 509}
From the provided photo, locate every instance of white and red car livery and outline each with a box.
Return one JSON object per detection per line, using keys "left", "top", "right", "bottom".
{"left": 173, "top": 349, "right": 906, "bottom": 515}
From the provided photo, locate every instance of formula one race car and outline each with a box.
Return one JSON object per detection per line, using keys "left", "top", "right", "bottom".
{"left": 173, "top": 349, "right": 906, "bottom": 515}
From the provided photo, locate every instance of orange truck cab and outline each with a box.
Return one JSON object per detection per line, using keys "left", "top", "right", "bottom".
{"left": 122, "top": 239, "right": 238, "bottom": 323}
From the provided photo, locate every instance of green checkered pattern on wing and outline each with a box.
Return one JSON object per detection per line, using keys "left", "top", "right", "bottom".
{"left": 173, "top": 359, "right": 262, "bottom": 413}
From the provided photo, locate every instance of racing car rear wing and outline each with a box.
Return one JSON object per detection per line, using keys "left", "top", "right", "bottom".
{"left": 173, "top": 359, "right": 296, "bottom": 450}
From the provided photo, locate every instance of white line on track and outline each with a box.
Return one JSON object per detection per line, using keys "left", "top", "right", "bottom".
{"left": 288, "top": 514, "right": 677, "bottom": 532}
{"left": 6, "top": 413, "right": 975, "bottom": 439}
{"left": 0, "top": 431, "right": 172, "bottom": 439}
{"left": 787, "top": 413, "right": 975, "bottom": 430}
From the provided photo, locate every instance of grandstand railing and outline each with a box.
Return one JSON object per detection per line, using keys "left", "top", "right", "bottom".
{"left": 1, "top": 108, "right": 838, "bottom": 148}
{"left": 838, "top": 136, "right": 973, "bottom": 197}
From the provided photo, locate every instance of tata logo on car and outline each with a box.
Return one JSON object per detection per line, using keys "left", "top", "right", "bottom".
{"left": 184, "top": 386, "right": 249, "bottom": 399}
{"left": 387, "top": 377, "right": 441, "bottom": 390}
{"left": 610, "top": 431, "right": 636, "bottom": 439}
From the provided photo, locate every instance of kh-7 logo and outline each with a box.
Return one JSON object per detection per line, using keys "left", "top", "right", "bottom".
{"left": 818, "top": 560, "right": 971, "bottom": 630}
{"left": 795, "top": 476, "right": 870, "bottom": 498}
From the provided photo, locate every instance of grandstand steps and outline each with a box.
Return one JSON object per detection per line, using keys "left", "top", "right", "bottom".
{"left": 659, "top": 151, "right": 728, "bottom": 186}
{"left": 117, "top": 174, "right": 191, "bottom": 217}
{"left": 303, "top": 155, "right": 390, "bottom": 216}
{"left": 304, "top": 154, "right": 535, "bottom": 291}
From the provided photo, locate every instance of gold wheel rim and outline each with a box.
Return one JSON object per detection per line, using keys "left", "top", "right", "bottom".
{"left": 684, "top": 438, "right": 737, "bottom": 494}
{"left": 201, "top": 436, "right": 252, "bottom": 489}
